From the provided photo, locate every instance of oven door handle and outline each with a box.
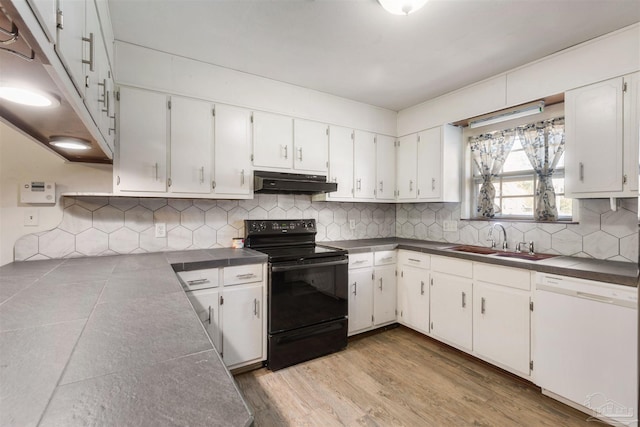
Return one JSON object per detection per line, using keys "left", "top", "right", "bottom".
{"left": 271, "top": 259, "right": 348, "bottom": 272}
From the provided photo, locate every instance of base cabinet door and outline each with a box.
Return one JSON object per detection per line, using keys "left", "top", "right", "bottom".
{"left": 398, "top": 265, "right": 429, "bottom": 334}
{"left": 222, "top": 283, "right": 263, "bottom": 368}
{"left": 348, "top": 268, "right": 374, "bottom": 335}
{"left": 473, "top": 282, "right": 530, "bottom": 376}
{"left": 373, "top": 265, "right": 396, "bottom": 326}
{"left": 430, "top": 273, "right": 472, "bottom": 351}
{"left": 186, "top": 288, "right": 221, "bottom": 352}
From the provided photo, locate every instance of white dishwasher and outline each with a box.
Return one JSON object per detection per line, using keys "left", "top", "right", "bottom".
{"left": 535, "top": 273, "right": 638, "bottom": 427}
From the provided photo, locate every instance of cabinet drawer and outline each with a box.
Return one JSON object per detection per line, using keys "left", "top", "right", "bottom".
{"left": 177, "top": 268, "right": 220, "bottom": 291}
{"left": 397, "top": 250, "right": 430, "bottom": 270}
{"left": 349, "top": 252, "right": 374, "bottom": 269}
{"left": 474, "top": 263, "right": 531, "bottom": 291}
{"left": 374, "top": 250, "right": 396, "bottom": 266}
{"left": 224, "top": 264, "right": 263, "bottom": 286}
{"left": 431, "top": 256, "right": 472, "bottom": 278}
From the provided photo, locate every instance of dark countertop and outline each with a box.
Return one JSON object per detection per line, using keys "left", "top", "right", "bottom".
{"left": 0, "top": 248, "right": 266, "bottom": 427}
{"left": 325, "top": 238, "right": 639, "bottom": 287}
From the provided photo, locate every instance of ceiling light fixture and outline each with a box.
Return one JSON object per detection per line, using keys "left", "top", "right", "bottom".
{"left": 49, "top": 136, "right": 91, "bottom": 150}
{"left": 469, "top": 101, "right": 545, "bottom": 129}
{"left": 0, "top": 85, "right": 60, "bottom": 107}
{"left": 378, "top": 0, "right": 428, "bottom": 15}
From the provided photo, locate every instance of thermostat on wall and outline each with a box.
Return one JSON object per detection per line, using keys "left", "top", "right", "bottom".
{"left": 20, "top": 182, "right": 56, "bottom": 204}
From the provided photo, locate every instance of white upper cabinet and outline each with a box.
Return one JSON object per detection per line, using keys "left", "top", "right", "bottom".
{"left": 565, "top": 73, "right": 639, "bottom": 198}
{"left": 293, "top": 119, "right": 329, "bottom": 173}
{"left": 214, "top": 104, "right": 253, "bottom": 196}
{"left": 353, "top": 130, "right": 376, "bottom": 200}
{"left": 56, "top": 0, "right": 86, "bottom": 93}
{"left": 252, "top": 111, "right": 294, "bottom": 170}
{"left": 27, "top": 0, "right": 57, "bottom": 43}
{"left": 169, "top": 96, "right": 213, "bottom": 194}
{"left": 417, "top": 127, "right": 442, "bottom": 200}
{"left": 327, "top": 126, "right": 354, "bottom": 200}
{"left": 375, "top": 135, "right": 396, "bottom": 201}
{"left": 116, "top": 86, "right": 168, "bottom": 192}
{"left": 396, "top": 134, "right": 418, "bottom": 200}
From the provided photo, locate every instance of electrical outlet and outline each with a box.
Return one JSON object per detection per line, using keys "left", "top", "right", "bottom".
{"left": 349, "top": 219, "right": 356, "bottom": 230}
{"left": 24, "top": 209, "right": 38, "bottom": 226}
{"left": 155, "top": 223, "right": 167, "bottom": 238}
{"left": 443, "top": 220, "right": 457, "bottom": 232}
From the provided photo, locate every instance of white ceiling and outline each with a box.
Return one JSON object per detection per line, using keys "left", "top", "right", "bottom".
{"left": 107, "top": 0, "right": 640, "bottom": 111}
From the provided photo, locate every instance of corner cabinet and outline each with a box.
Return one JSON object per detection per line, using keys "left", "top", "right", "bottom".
{"left": 565, "top": 73, "right": 639, "bottom": 198}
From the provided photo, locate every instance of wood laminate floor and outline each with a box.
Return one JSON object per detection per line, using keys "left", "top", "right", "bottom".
{"left": 235, "top": 326, "right": 597, "bottom": 426}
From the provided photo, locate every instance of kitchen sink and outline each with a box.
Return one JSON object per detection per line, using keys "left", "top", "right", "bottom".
{"left": 448, "top": 245, "right": 499, "bottom": 255}
{"left": 490, "top": 252, "right": 558, "bottom": 261}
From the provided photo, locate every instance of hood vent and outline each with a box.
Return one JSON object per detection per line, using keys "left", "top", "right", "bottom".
{"left": 254, "top": 171, "right": 337, "bottom": 195}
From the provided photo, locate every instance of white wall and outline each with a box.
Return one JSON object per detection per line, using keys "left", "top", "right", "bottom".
{"left": 0, "top": 123, "right": 112, "bottom": 266}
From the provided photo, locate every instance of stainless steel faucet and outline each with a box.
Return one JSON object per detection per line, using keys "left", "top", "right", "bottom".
{"left": 487, "top": 223, "right": 508, "bottom": 250}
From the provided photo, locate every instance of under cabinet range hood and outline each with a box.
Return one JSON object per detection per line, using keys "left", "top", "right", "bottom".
{"left": 254, "top": 171, "right": 337, "bottom": 195}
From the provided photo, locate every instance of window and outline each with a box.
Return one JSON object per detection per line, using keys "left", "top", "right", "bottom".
{"left": 470, "top": 117, "right": 572, "bottom": 221}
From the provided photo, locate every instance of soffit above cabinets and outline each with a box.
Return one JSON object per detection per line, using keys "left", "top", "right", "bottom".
{"left": 0, "top": 2, "right": 112, "bottom": 163}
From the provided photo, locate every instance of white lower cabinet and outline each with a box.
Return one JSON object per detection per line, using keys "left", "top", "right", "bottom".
{"left": 397, "top": 251, "right": 430, "bottom": 335}
{"left": 179, "top": 263, "right": 266, "bottom": 370}
{"left": 373, "top": 264, "right": 396, "bottom": 326}
{"left": 429, "top": 256, "right": 473, "bottom": 352}
{"left": 348, "top": 266, "right": 374, "bottom": 335}
{"left": 473, "top": 263, "right": 532, "bottom": 377}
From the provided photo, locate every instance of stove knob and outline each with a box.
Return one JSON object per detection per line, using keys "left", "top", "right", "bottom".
{"left": 259, "top": 222, "right": 266, "bottom": 230}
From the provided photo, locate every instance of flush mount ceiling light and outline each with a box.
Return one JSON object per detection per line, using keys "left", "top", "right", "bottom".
{"left": 378, "top": 0, "right": 429, "bottom": 15}
{"left": 0, "top": 85, "right": 60, "bottom": 107}
{"left": 469, "top": 101, "right": 545, "bottom": 129}
{"left": 49, "top": 136, "right": 91, "bottom": 150}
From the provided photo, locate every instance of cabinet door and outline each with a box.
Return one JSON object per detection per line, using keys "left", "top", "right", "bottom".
{"left": 252, "top": 111, "right": 293, "bottom": 169}
{"left": 473, "top": 282, "right": 530, "bottom": 375}
{"left": 375, "top": 135, "right": 396, "bottom": 201}
{"left": 28, "top": 0, "right": 57, "bottom": 42}
{"left": 396, "top": 134, "right": 417, "bottom": 200}
{"left": 417, "top": 127, "right": 442, "bottom": 200}
{"left": 293, "top": 119, "right": 328, "bottom": 173}
{"left": 430, "top": 272, "right": 472, "bottom": 351}
{"left": 353, "top": 130, "right": 376, "bottom": 199}
{"left": 83, "top": 0, "right": 103, "bottom": 122}
{"left": 348, "top": 268, "right": 373, "bottom": 335}
{"left": 56, "top": 0, "right": 86, "bottom": 93}
{"left": 117, "top": 87, "right": 168, "bottom": 192}
{"left": 327, "top": 126, "right": 354, "bottom": 200}
{"left": 169, "top": 96, "right": 213, "bottom": 194}
{"left": 565, "top": 77, "right": 624, "bottom": 195}
{"left": 398, "top": 266, "right": 429, "bottom": 334}
{"left": 214, "top": 104, "right": 252, "bottom": 195}
{"left": 373, "top": 265, "right": 396, "bottom": 326}
{"left": 186, "top": 288, "right": 221, "bottom": 352}
{"left": 222, "top": 283, "right": 263, "bottom": 368}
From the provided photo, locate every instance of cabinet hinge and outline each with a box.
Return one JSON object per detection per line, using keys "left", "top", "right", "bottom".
{"left": 623, "top": 82, "right": 628, "bottom": 93}
{"left": 530, "top": 360, "right": 534, "bottom": 371}
{"left": 250, "top": 113, "right": 254, "bottom": 123}
{"left": 220, "top": 295, "right": 224, "bottom": 305}
{"left": 430, "top": 321, "right": 433, "bottom": 329}
{"left": 56, "top": 9, "right": 63, "bottom": 29}
{"left": 250, "top": 154, "right": 254, "bottom": 162}
{"left": 371, "top": 273, "right": 375, "bottom": 280}
{"left": 371, "top": 315, "right": 374, "bottom": 322}
{"left": 374, "top": 136, "right": 377, "bottom": 143}
{"left": 417, "top": 189, "right": 421, "bottom": 196}
{"left": 168, "top": 100, "right": 171, "bottom": 109}
{"left": 351, "top": 131, "right": 354, "bottom": 140}
{"left": 430, "top": 277, "right": 433, "bottom": 286}
{"left": 115, "top": 90, "right": 120, "bottom": 101}
{"left": 623, "top": 174, "right": 628, "bottom": 185}
{"left": 167, "top": 178, "right": 172, "bottom": 187}
{"left": 373, "top": 189, "right": 377, "bottom": 196}
{"left": 212, "top": 107, "right": 215, "bottom": 117}
{"left": 116, "top": 176, "right": 120, "bottom": 185}
{"left": 417, "top": 135, "right": 421, "bottom": 142}
{"left": 395, "top": 270, "right": 397, "bottom": 277}
{"left": 530, "top": 301, "right": 534, "bottom": 311}
{"left": 212, "top": 180, "right": 216, "bottom": 189}
{"left": 326, "top": 127, "right": 329, "bottom": 136}
{"left": 401, "top": 270, "right": 404, "bottom": 278}
{"left": 326, "top": 161, "right": 328, "bottom": 167}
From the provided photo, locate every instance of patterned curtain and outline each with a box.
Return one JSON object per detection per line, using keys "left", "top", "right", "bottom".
{"left": 518, "top": 117, "right": 565, "bottom": 221}
{"left": 469, "top": 129, "right": 517, "bottom": 218}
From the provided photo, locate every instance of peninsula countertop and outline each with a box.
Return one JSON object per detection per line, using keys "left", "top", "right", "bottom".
{"left": 0, "top": 248, "right": 266, "bottom": 427}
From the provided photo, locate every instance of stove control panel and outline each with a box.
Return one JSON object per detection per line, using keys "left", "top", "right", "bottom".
{"left": 245, "top": 219, "right": 316, "bottom": 235}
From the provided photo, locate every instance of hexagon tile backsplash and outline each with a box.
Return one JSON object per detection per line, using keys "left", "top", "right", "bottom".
{"left": 14, "top": 195, "right": 396, "bottom": 261}
{"left": 14, "top": 196, "right": 637, "bottom": 263}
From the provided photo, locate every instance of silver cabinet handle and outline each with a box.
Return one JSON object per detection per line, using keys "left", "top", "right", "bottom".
{"left": 241, "top": 169, "right": 245, "bottom": 185}
{"left": 298, "top": 147, "right": 303, "bottom": 161}
{"left": 409, "top": 180, "right": 414, "bottom": 192}
{"left": 379, "top": 277, "right": 383, "bottom": 290}
{"left": 432, "top": 178, "right": 436, "bottom": 191}
{"left": 481, "top": 297, "right": 486, "bottom": 314}
{"left": 208, "top": 306, "right": 213, "bottom": 324}
{"left": 82, "top": 32, "right": 94, "bottom": 71}
{"left": 253, "top": 298, "right": 259, "bottom": 316}
{"left": 462, "top": 292, "right": 466, "bottom": 308}
{"left": 352, "top": 282, "right": 357, "bottom": 296}
{"left": 379, "top": 180, "right": 384, "bottom": 193}
{"left": 420, "top": 281, "right": 425, "bottom": 295}
{"left": 187, "top": 278, "right": 209, "bottom": 285}
{"left": 283, "top": 145, "right": 288, "bottom": 159}
{"left": 579, "top": 162, "right": 584, "bottom": 182}
{"left": 97, "top": 79, "right": 106, "bottom": 105}
{"left": 236, "top": 273, "right": 255, "bottom": 279}
{"left": 380, "top": 256, "right": 393, "bottom": 262}
{"left": 356, "top": 178, "right": 362, "bottom": 191}
{"left": 408, "top": 258, "right": 421, "bottom": 263}
{"left": 199, "top": 167, "right": 205, "bottom": 184}
{"left": 353, "top": 259, "right": 366, "bottom": 264}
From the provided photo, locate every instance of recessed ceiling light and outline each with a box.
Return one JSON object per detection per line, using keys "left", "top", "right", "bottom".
{"left": 378, "top": 0, "right": 428, "bottom": 15}
{"left": 0, "top": 86, "right": 60, "bottom": 107}
{"left": 49, "top": 136, "right": 91, "bottom": 150}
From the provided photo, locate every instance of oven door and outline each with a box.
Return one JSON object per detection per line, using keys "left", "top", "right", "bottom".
{"left": 269, "top": 256, "right": 348, "bottom": 333}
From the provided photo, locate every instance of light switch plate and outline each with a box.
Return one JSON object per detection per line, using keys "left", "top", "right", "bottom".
{"left": 443, "top": 220, "right": 457, "bottom": 232}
